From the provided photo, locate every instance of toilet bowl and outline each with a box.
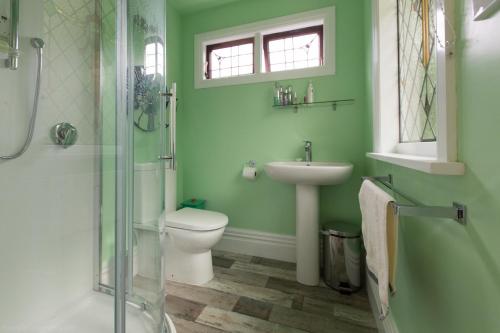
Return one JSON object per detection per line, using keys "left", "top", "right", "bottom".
{"left": 160, "top": 207, "right": 228, "bottom": 285}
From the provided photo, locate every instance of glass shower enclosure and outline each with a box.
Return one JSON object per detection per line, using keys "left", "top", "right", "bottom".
{"left": 0, "top": 0, "right": 171, "bottom": 332}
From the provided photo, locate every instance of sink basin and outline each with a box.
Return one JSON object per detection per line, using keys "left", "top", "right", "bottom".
{"left": 264, "top": 161, "right": 354, "bottom": 286}
{"left": 265, "top": 161, "right": 353, "bottom": 186}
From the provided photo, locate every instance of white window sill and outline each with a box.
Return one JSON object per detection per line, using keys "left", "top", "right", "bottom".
{"left": 367, "top": 152, "right": 465, "bottom": 176}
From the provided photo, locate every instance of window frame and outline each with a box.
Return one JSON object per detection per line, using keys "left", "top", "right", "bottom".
{"left": 194, "top": 6, "right": 335, "bottom": 89}
{"left": 205, "top": 37, "right": 255, "bottom": 79}
{"left": 368, "top": 0, "right": 464, "bottom": 175}
{"left": 262, "top": 25, "right": 324, "bottom": 73}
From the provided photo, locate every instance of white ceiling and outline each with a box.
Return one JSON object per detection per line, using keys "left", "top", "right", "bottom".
{"left": 169, "top": 0, "right": 245, "bottom": 14}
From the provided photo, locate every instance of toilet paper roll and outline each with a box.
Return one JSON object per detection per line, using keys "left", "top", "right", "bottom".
{"left": 242, "top": 166, "right": 257, "bottom": 180}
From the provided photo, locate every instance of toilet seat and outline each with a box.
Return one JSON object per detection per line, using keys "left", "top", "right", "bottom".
{"left": 162, "top": 207, "right": 228, "bottom": 231}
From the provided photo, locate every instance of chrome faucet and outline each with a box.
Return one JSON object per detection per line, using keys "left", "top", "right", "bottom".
{"left": 304, "top": 140, "right": 312, "bottom": 165}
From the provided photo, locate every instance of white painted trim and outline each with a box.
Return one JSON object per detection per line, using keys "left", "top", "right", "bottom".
{"left": 395, "top": 142, "right": 436, "bottom": 158}
{"left": 214, "top": 227, "right": 296, "bottom": 263}
{"left": 194, "top": 6, "right": 335, "bottom": 89}
{"left": 366, "top": 272, "right": 400, "bottom": 333}
{"left": 367, "top": 152, "right": 465, "bottom": 175}
{"left": 371, "top": 0, "right": 399, "bottom": 154}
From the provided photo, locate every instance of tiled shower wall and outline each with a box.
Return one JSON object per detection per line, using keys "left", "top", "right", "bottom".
{"left": 42, "top": 0, "right": 97, "bottom": 145}
{"left": 0, "top": 0, "right": 100, "bottom": 330}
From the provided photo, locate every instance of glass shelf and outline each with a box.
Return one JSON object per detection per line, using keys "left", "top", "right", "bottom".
{"left": 272, "top": 99, "right": 355, "bottom": 112}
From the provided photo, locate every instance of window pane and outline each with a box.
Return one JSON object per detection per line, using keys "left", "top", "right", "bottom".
{"left": 210, "top": 53, "right": 220, "bottom": 70}
{"left": 270, "top": 63, "right": 286, "bottom": 72}
{"left": 206, "top": 40, "right": 254, "bottom": 79}
{"left": 219, "top": 57, "right": 231, "bottom": 69}
{"left": 219, "top": 68, "right": 231, "bottom": 78}
{"left": 239, "top": 54, "right": 253, "bottom": 66}
{"left": 398, "top": 0, "right": 437, "bottom": 142}
{"left": 269, "top": 51, "right": 284, "bottom": 65}
{"left": 269, "top": 40, "right": 284, "bottom": 52}
{"left": 239, "top": 43, "right": 253, "bottom": 54}
{"left": 239, "top": 65, "right": 253, "bottom": 75}
{"left": 264, "top": 26, "right": 323, "bottom": 73}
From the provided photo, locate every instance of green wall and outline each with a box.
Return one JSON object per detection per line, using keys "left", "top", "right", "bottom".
{"left": 364, "top": 1, "right": 500, "bottom": 332}
{"left": 179, "top": 0, "right": 369, "bottom": 235}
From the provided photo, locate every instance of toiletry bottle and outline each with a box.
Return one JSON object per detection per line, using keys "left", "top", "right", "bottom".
{"left": 293, "top": 92, "right": 298, "bottom": 105}
{"left": 279, "top": 86, "right": 284, "bottom": 106}
{"left": 306, "top": 81, "right": 314, "bottom": 104}
{"left": 284, "top": 87, "right": 289, "bottom": 105}
{"left": 274, "top": 82, "right": 280, "bottom": 106}
{"left": 287, "top": 86, "right": 293, "bottom": 105}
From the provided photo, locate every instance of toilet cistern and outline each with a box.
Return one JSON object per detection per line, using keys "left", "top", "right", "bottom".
{"left": 304, "top": 140, "right": 312, "bottom": 165}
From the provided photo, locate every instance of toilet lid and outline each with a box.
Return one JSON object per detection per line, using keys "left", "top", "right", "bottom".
{"left": 162, "top": 208, "right": 228, "bottom": 231}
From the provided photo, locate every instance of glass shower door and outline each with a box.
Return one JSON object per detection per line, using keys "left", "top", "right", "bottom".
{"left": 125, "top": 0, "right": 168, "bottom": 331}
{"left": 99, "top": 0, "right": 168, "bottom": 331}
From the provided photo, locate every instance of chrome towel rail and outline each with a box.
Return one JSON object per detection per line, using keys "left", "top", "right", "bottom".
{"left": 362, "top": 174, "right": 467, "bottom": 225}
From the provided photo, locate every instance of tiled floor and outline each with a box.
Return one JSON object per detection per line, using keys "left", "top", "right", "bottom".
{"left": 166, "top": 250, "right": 377, "bottom": 333}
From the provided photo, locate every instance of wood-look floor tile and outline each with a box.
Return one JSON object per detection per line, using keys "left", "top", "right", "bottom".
{"left": 302, "top": 296, "right": 375, "bottom": 329}
{"left": 250, "top": 256, "right": 296, "bottom": 271}
{"left": 170, "top": 315, "right": 225, "bottom": 333}
{"left": 166, "top": 280, "right": 239, "bottom": 311}
{"left": 266, "top": 277, "right": 371, "bottom": 310}
{"left": 302, "top": 296, "right": 335, "bottom": 316}
{"left": 269, "top": 304, "right": 336, "bottom": 333}
{"left": 213, "top": 256, "right": 235, "bottom": 268}
{"left": 213, "top": 266, "right": 269, "bottom": 287}
{"left": 269, "top": 304, "right": 376, "bottom": 333}
{"left": 291, "top": 295, "right": 304, "bottom": 310}
{"left": 231, "top": 261, "right": 297, "bottom": 282}
{"left": 333, "top": 303, "right": 377, "bottom": 329}
{"left": 212, "top": 249, "right": 253, "bottom": 263}
{"left": 233, "top": 296, "right": 273, "bottom": 320}
{"left": 165, "top": 250, "right": 375, "bottom": 333}
{"left": 196, "top": 306, "right": 309, "bottom": 333}
{"left": 203, "top": 277, "right": 294, "bottom": 308}
{"left": 165, "top": 295, "right": 206, "bottom": 322}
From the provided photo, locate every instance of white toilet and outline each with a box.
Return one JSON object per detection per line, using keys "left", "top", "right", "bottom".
{"left": 160, "top": 207, "right": 228, "bottom": 285}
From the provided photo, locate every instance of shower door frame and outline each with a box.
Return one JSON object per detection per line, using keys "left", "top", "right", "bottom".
{"left": 93, "top": 0, "right": 168, "bottom": 332}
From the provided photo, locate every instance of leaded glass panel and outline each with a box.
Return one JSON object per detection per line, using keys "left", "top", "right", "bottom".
{"left": 398, "top": 0, "right": 438, "bottom": 142}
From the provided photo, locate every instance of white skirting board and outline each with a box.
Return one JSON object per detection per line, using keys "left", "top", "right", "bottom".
{"left": 214, "top": 227, "right": 297, "bottom": 263}
{"left": 366, "top": 271, "right": 400, "bottom": 333}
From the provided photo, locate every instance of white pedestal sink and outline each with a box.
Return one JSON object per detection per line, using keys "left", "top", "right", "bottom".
{"left": 264, "top": 161, "right": 354, "bottom": 286}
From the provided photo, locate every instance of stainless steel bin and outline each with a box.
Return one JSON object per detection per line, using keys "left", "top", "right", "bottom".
{"left": 322, "top": 221, "right": 362, "bottom": 294}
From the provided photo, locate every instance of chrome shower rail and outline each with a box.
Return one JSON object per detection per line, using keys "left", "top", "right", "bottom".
{"left": 362, "top": 174, "right": 467, "bottom": 225}
{"left": 7, "top": 0, "right": 19, "bottom": 70}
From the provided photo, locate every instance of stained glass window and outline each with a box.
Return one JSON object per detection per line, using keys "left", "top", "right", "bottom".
{"left": 263, "top": 25, "right": 323, "bottom": 73}
{"left": 398, "top": 0, "right": 438, "bottom": 142}
{"left": 206, "top": 38, "right": 254, "bottom": 79}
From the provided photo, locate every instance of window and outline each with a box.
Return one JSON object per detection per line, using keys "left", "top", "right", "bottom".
{"left": 398, "top": 0, "right": 437, "bottom": 143}
{"left": 206, "top": 38, "right": 254, "bottom": 79}
{"left": 144, "top": 36, "right": 164, "bottom": 76}
{"left": 194, "top": 7, "right": 335, "bottom": 89}
{"left": 263, "top": 25, "right": 323, "bottom": 73}
{"left": 369, "top": 0, "right": 464, "bottom": 175}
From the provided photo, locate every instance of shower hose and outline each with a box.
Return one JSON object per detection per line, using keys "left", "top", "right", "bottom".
{"left": 1, "top": 38, "right": 44, "bottom": 160}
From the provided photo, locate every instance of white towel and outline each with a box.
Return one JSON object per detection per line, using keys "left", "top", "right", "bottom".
{"left": 359, "top": 180, "right": 399, "bottom": 320}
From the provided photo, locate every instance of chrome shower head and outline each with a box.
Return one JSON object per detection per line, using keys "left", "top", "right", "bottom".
{"left": 30, "top": 38, "right": 45, "bottom": 49}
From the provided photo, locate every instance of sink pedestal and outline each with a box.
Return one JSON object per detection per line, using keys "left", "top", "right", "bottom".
{"left": 296, "top": 184, "right": 320, "bottom": 286}
{"left": 264, "top": 161, "right": 354, "bottom": 286}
